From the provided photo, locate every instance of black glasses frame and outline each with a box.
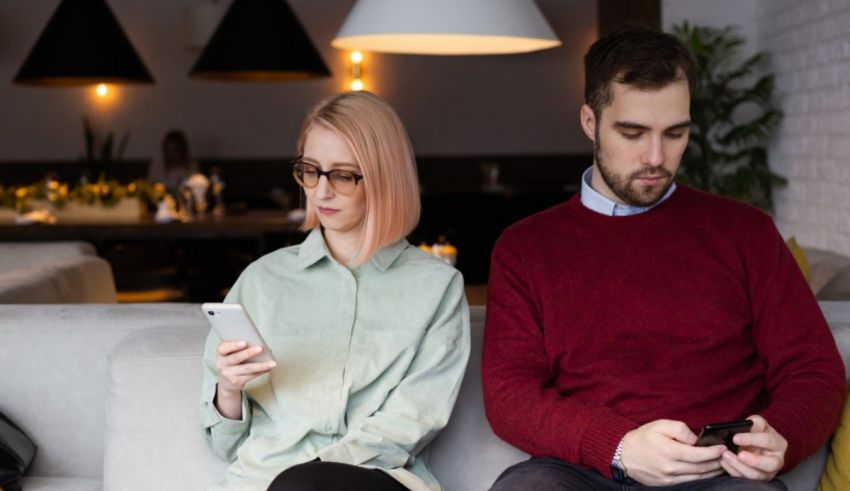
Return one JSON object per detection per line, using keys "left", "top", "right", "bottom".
{"left": 291, "top": 158, "right": 364, "bottom": 195}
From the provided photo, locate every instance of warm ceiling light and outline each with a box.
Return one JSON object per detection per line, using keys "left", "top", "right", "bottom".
{"left": 332, "top": 0, "right": 561, "bottom": 55}
{"left": 349, "top": 51, "right": 363, "bottom": 91}
{"left": 190, "top": 0, "right": 331, "bottom": 82}
{"left": 13, "top": 0, "right": 154, "bottom": 86}
{"left": 96, "top": 84, "right": 108, "bottom": 97}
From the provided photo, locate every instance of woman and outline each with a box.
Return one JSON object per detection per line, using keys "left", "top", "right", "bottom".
{"left": 148, "top": 129, "right": 199, "bottom": 194}
{"left": 200, "top": 91, "right": 470, "bottom": 491}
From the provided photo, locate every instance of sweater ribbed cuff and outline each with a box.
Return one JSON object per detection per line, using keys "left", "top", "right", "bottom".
{"left": 578, "top": 412, "right": 638, "bottom": 478}
{"left": 759, "top": 405, "right": 810, "bottom": 473}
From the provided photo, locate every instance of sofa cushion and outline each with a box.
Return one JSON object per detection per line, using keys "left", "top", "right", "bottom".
{"left": 805, "top": 248, "right": 850, "bottom": 298}
{"left": 103, "top": 325, "right": 227, "bottom": 490}
{"left": 817, "top": 265, "right": 850, "bottom": 302}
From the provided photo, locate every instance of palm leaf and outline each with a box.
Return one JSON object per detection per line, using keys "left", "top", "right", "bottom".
{"left": 674, "top": 22, "right": 785, "bottom": 210}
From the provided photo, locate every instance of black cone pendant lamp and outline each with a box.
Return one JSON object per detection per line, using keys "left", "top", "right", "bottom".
{"left": 13, "top": 0, "right": 154, "bottom": 85}
{"left": 190, "top": 0, "right": 331, "bottom": 82}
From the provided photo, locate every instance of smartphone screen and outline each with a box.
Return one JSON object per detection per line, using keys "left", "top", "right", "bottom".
{"left": 695, "top": 420, "right": 754, "bottom": 452}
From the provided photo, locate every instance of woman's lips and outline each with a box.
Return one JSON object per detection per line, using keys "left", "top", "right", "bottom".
{"left": 318, "top": 207, "right": 340, "bottom": 215}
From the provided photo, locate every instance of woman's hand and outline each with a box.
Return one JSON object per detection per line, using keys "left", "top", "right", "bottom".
{"left": 214, "top": 340, "right": 276, "bottom": 419}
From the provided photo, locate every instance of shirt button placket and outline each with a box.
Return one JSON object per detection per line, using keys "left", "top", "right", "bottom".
{"left": 326, "top": 268, "right": 357, "bottom": 435}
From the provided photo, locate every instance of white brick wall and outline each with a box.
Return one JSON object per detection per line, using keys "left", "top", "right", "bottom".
{"left": 664, "top": 0, "right": 850, "bottom": 255}
{"left": 662, "top": 0, "right": 763, "bottom": 60}
{"left": 762, "top": 0, "right": 850, "bottom": 254}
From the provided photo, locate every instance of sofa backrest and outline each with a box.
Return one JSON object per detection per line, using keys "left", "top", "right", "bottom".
{"left": 4, "top": 301, "right": 848, "bottom": 489}
{"left": 427, "top": 306, "right": 528, "bottom": 489}
{"left": 0, "top": 304, "right": 204, "bottom": 479}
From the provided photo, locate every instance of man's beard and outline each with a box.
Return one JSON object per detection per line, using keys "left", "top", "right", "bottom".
{"left": 594, "top": 133, "right": 674, "bottom": 207}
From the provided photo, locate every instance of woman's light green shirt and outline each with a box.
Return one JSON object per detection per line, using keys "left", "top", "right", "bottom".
{"left": 200, "top": 229, "right": 470, "bottom": 491}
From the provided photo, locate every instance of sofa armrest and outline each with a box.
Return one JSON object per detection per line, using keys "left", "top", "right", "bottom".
{"left": 103, "top": 325, "right": 228, "bottom": 490}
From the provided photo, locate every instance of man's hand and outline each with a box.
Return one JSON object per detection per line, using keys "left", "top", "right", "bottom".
{"left": 621, "top": 419, "right": 726, "bottom": 486}
{"left": 720, "top": 415, "right": 787, "bottom": 481}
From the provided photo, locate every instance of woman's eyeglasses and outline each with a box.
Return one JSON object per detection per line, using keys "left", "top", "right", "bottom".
{"left": 291, "top": 159, "right": 364, "bottom": 196}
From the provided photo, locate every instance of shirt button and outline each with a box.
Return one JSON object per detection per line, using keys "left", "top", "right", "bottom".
{"left": 325, "top": 423, "right": 333, "bottom": 432}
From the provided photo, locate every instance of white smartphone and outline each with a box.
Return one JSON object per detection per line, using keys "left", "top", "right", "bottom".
{"left": 201, "top": 303, "right": 275, "bottom": 363}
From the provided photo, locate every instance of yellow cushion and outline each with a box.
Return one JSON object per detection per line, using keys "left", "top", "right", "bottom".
{"left": 787, "top": 237, "right": 811, "bottom": 283}
{"left": 819, "top": 390, "right": 850, "bottom": 491}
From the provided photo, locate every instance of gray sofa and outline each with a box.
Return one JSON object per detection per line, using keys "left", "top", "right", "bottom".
{"left": 0, "top": 241, "right": 116, "bottom": 303}
{"left": 1, "top": 304, "right": 847, "bottom": 491}
{"left": 807, "top": 247, "right": 850, "bottom": 301}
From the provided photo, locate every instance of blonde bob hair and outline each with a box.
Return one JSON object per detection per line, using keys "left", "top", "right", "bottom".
{"left": 296, "top": 91, "right": 421, "bottom": 265}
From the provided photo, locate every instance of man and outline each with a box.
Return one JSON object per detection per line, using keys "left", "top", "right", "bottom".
{"left": 482, "top": 25, "right": 846, "bottom": 490}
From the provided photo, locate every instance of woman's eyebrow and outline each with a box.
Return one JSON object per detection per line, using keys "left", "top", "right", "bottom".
{"left": 300, "top": 157, "right": 360, "bottom": 170}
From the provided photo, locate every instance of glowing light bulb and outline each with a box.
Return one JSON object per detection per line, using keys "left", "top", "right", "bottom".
{"left": 350, "top": 51, "right": 363, "bottom": 63}
{"left": 350, "top": 79, "right": 364, "bottom": 91}
{"left": 96, "top": 84, "right": 108, "bottom": 97}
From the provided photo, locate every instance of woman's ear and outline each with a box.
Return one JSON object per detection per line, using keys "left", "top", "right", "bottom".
{"left": 580, "top": 104, "right": 597, "bottom": 142}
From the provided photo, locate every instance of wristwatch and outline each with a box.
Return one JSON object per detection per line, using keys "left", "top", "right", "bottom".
{"left": 611, "top": 438, "right": 628, "bottom": 483}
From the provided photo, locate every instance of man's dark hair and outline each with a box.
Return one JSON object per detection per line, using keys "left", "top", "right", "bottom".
{"left": 584, "top": 25, "right": 697, "bottom": 117}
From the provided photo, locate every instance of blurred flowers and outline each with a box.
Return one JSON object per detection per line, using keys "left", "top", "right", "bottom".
{"left": 0, "top": 178, "right": 167, "bottom": 213}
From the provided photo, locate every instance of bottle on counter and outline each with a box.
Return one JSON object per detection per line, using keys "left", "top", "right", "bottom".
{"left": 430, "top": 235, "right": 457, "bottom": 266}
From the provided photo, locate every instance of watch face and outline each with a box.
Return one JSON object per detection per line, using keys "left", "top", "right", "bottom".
{"left": 611, "top": 465, "right": 627, "bottom": 483}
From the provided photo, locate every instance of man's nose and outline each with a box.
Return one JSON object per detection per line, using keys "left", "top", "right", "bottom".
{"left": 643, "top": 136, "right": 664, "bottom": 167}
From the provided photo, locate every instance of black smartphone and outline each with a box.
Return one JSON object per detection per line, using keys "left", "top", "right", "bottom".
{"left": 695, "top": 420, "right": 754, "bottom": 452}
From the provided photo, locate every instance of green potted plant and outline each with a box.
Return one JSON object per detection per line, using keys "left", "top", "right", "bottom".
{"left": 673, "top": 22, "right": 786, "bottom": 211}
{"left": 79, "top": 116, "right": 129, "bottom": 183}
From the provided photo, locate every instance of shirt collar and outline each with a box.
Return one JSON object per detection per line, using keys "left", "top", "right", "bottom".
{"left": 370, "top": 238, "right": 408, "bottom": 272}
{"left": 296, "top": 228, "right": 329, "bottom": 270}
{"left": 580, "top": 166, "right": 676, "bottom": 216}
{"left": 297, "top": 227, "right": 408, "bottom": 272}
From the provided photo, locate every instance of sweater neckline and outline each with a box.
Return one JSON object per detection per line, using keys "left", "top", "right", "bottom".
{"left": 567, "top": 185, "right": 688, "bottom": 225}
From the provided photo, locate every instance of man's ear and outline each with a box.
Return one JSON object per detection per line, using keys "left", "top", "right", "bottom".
{"left": 580, "top": 104, "right": 596, "bottom": 142}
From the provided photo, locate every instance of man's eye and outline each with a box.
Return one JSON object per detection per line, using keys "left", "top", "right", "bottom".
{"left": 666, "top": 132, "right": 686, "bottom": 139}
{"left": 622, "top": 133, "right": 642, "bottom": 140}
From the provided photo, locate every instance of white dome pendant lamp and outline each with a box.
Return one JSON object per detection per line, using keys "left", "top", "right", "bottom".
{"left": 332, "top": 0, "right": 561, "bottom": 55}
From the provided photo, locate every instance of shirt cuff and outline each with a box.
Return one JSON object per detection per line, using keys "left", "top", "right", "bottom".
{"left": 202, "top": 384, "right": 251, "bottom": 435}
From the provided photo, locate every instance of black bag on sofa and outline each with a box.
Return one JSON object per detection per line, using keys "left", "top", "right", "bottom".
{"left": 0, "top": 411, "right": 37, "bottom": 491}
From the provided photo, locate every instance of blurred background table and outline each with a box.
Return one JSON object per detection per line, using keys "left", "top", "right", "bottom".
{"left": 0, "top": 210, "right": 304, "bottom": 303}
{"left": 0, "top": 210, "right": 297, "bottom": 246}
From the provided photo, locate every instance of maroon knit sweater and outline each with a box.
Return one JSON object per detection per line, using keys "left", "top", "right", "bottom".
{"left": 482, "top": 185, "right": 846, "bottom": 479}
